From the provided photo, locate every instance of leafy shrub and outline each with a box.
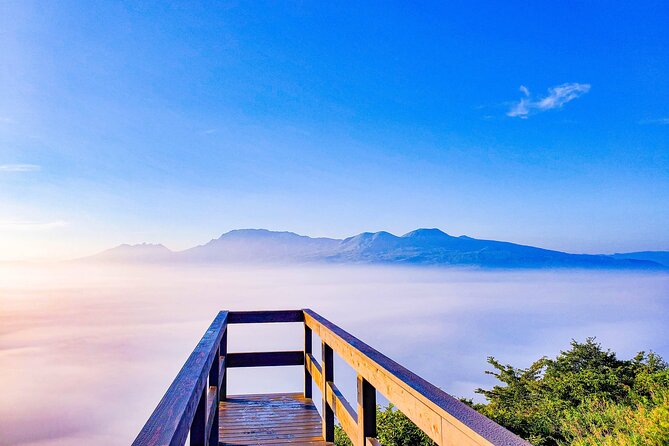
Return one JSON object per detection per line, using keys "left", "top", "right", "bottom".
{"left": 334, "top": 338, "right": 669, "bottom": 446}
{"left": 473, "top": 338, "right": 669, "bottom": 446}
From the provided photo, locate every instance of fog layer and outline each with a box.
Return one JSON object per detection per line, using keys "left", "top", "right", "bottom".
{"left": 1, "top": 264, "right": 667, "bottom": 445}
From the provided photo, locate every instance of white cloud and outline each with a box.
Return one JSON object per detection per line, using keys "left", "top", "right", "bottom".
{"left": 507, "top": 83, "right": 591, "bottom": 118}
{"left": 0, "top": 164, "right": 41, "bottom": 172}
{"left": 0, "top": 220, "right": 68, "bottom": 231}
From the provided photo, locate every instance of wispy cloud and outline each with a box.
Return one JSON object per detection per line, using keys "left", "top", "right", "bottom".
{"left": 508, "top": 83, "right": 591, "bottom": 119}
{"left": 0, "top": 163, "right": 41, "bottom": 172}
{"left": 0, "top": 220, "right": 68, "bottom": 231}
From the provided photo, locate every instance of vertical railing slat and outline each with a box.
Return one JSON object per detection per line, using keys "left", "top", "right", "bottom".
{"left": 190, "top": 386, "right": 207, "bottom": 446}
{"left": 208, "top": 347, "right": 220, "bottom": 446}
{"left": 220, "top": 328, "right": 227, "bottom": 401}
{"left": 357, "top": 375, "right": 377, "bottom": 446}
{"left": 322, "top": 341, "right": 335, "bottom": 442}
{"left": 304, "top": 324, "right": 313, "bottom": 398}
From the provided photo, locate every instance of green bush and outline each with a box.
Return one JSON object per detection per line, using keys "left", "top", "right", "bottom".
{"left": 334, "top": 338, "right": 669, "bottom": 446}
{"left": 560, "top": 388, "right": 669, "bottom": 446}
{"left": 473, "top": 338, "right": 669, "bottom": 446}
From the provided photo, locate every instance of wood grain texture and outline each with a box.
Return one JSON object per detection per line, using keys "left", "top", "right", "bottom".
{"left": 305, "top": 353, "right": 322, "bottom": 390}
{"left": 325, "top": 382, "right": 357, "bottom": 442}
{"left": 219, "top": 393, "right": 332, "bottom": 445}
{"left": 132, "top": 311, "right": 228, "bottom": 446}
{"left": 357, "top": 375, "right": 376, "bottom": 446}
{"left": 206, "top": 386, "right": 218, "bottom": 445}
{"left": 303, "top": 309, "right": 531, "bottom": 446}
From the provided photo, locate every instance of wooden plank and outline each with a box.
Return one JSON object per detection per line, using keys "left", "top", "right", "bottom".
{"left": 220, "top": 329, "right": 227, "bottom": 401}
{"left": 303, "top": 309, "right": 531, "bottom": 446}
{"left": 228, "top": 310, "right": 304, "bottom": 324}
{"left": 357, "top": 375, "right": 376, "bottom": 446}
{"left": 191, "top": 386, "right": 207, "bottom": 446}
{"left": 227, "top": 351, "right": 304, "bottom": 368}
{"left": 222, "top": 421, "right": 322, "bottom": 430}
{"left": 132, "top": 311, "right": 228, "bottom": 446}
{"left": 321, "top": 343, "right": 334, "bottom": 442}
{"left": 218, "top": 393, "right": 328, "bottom": 445}
{"left": 219, "top": 392, "right": 313, "bottom": 400}
{"left": 218, "top": 356, "right": 225, "bottom": 389}
{"left": 305, "top": 324, "right": 313, "bottom": 398}
{"left": 205, "top": 386, "right": 217, "bottom": 444}
{"left": 325, "top": 381, "right": 357, "bottom": 443}
{"left": 306, "top": 353, "right": 323, "bottom": 391}
{"left": 208, "top": 350, "right": 220, "bottom": 446}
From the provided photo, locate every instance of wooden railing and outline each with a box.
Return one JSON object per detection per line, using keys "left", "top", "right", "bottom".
{"left": 133, "top": 309, "right": 531, "bottom": 446}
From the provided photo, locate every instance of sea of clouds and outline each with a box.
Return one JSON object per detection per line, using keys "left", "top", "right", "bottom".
{"left": 1, "top": 264, "right": 668, "bottom": 445}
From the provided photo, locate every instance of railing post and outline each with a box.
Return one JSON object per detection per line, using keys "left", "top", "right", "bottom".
{"left": 208, "top": 347, "right": 220, "bottom": 446}
{"left": 322, "top": 341, "right": 335, "bottom": 442}
{"left": 304, "top": 324, "right": 312, "bottom": 398}
{"left": 190, "top": 386, "right": 207, "bottom": 446}
{"left": 357, "top": 375, "right": 377, "bottom": 446}
{"left": 220, "top": 328, "right": 227, "bottom": 401}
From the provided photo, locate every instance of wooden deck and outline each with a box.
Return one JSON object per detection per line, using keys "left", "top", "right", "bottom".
{"left": 132, "top": 309, "right": 531, "bottom": 446}
{"left": 219, "top": 393, "right": 330, "bottom": 445}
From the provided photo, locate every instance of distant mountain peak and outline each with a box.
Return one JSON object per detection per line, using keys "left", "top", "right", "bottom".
{"left": 110, "top": 243, "right": 170, "bottom": 251}
{"left": 341, "top": 231, "right": 398, "bottom": 243}
{"left": 87, "top": 242, "right": 173, "bottom": 262}
{"left": 219, "top": 228, "right": 298, "bottom": 238}
{"left": 402, "top": 228, "right": 450, "bottom": 239}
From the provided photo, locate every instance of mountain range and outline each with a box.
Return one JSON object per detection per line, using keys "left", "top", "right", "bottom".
{"left": 85, "top": 229, "right": 669, "bottom": 270}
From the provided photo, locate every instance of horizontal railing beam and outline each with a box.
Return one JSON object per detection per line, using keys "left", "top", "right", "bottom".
{"left": 325, "top": 381, "right": 357, "bottom": 443}
{"left": 228, "top": 310, "right": 304, "bottom": 324}
{"left": 227, "top": 351, "right": 304, "bottom": 368}
{"left": 306, "top": 353, "right": 323, "bottom": 389}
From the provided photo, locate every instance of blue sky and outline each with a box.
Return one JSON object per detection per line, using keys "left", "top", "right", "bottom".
{"left": 1, "top": 1, "right": 668, "bottom": 259}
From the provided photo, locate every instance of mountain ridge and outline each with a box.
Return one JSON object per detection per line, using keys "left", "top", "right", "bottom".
{"left": 85, "top": 228, "right": 668, "bottom": 269}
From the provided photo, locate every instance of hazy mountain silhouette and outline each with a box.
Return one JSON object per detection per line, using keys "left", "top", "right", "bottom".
{"left": 180, "top": 229, "right": 339, "bottom": 262}
{"left": 89, "top": 243, "right": 173, "bottom": 262}
{"left": 84, "top": 228, "right": 666, "bottom": 269}
{"left": 611, "top": 251, "right": 669, "bottom": 267}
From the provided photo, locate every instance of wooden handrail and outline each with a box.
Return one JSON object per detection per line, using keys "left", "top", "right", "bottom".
{"left": 303, "top": 309, "right": 531, "bottom": 446}
{"left": 132, "top": 311, "right": 228, "bottom": 446}
{"left": 133, "top": 309, "right": 530, "bottom": 446}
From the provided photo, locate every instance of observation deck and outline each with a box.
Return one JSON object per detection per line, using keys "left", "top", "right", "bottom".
{"left": 132, "top": 310, "right": 530, "bottom": 446}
